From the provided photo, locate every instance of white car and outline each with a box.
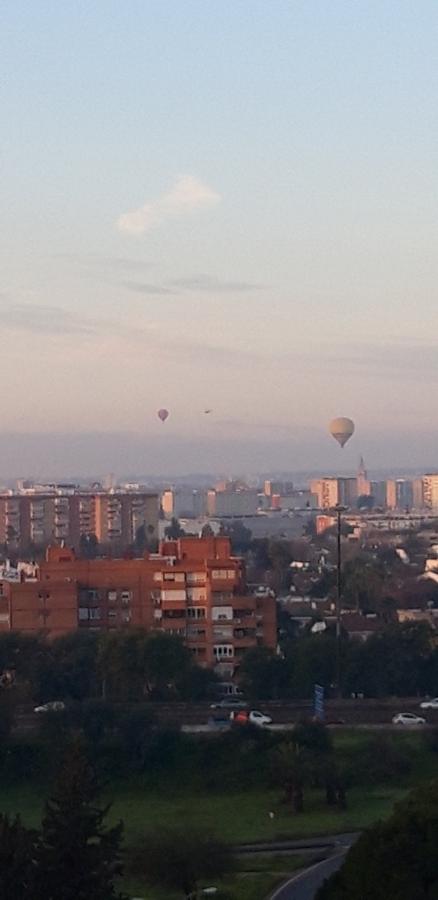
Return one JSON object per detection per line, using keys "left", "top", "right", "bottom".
{"left": 248, "top": 710, "right": 272, "bottom": 727}
{"left": 392, "top": 712, "right": 425, "bottom": 726}
{"left": 420, "top": 698, "right": 438, "bottom": 710}
{"left": 34, "top": 701, "right": 66, "bottom": 714}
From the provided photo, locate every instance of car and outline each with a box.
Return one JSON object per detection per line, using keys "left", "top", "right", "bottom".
{"left": 34, "top": 701, "right": 66, "bottom": 714}
{"left": 420, "top": 698, "right": 438, "bottom": 710}
{"left": 392, "top": 712, "right": 426, "bottom": 726}
{"left": 210, "top": 697, "right": 248, "bottom": 710}
{"left": 230, "top": 709, "right": 273, "bottom": 727}
{"left": 248, "top": 710, "right": 273, "bottom": 727}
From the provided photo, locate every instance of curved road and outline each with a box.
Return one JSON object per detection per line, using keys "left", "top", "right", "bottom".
{"left": 268, "top": 834, "right": 356, "bottom": 900}
{"left": 269, "top": 853, "right": 345, "bottom": 900}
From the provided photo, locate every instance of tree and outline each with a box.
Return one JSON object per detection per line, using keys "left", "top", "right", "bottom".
{"left": 164, "top": 517, "right": 186, "bottom": 539}
{"left": 79, "top": 533, "right": 99, "bottom": 559}
{"left": 0, "top": 814, "right": 39, "bottom": 900}
{"left": 239, "top": 646, "right": 288, "bottom": 700}
{"left": 34, "top": 631, "right": 100, "bottom": 703}
{"left": 36, "top": 740, "right": 125, "bottom": 900}
{"left": 316, "top": 782, "right": 438, "bottom": 899}
{"left": 129, "top": 828, "right": 233, "bottom": 898}
{"left": 219, "top": 520, "right": 253, "bottom": 553}
{"left": 97, "top": 631, "right": 195, "bottom": 701}
{"left": 133, "top": 523, "right": 147, "bottom": 555}
{"left": 267, "top": 540, "right": 294, "bottom": 593}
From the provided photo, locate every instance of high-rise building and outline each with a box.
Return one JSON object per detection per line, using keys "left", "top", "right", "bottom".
{"left": 161, "top": 489, "right": 206, "bottom": 519}
{"left": 0, "top": 490, "right": 158, "bottom": 553}
{"left": 386, "top": 479, "right": 413, "bottom": 511}
{"left": 0, "top": 537, "right": 276, "bottom": 674}
{"left": 310, "top": 478, "right": 340, "bottom": 509}
{"left": 422, "top": 475, "right": 438, "bottom": 511}
{"left": 412, "top": 478, "right": 424, "bottom": 510}
{"left": 310, "top": 477, "right": 357, "bottom": 509}
{"left": 206, "top": 489, "right": 260, "bottom": 517}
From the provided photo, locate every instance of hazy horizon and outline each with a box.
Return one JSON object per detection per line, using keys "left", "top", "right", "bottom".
{"left": 0, "top": 429, "right": 436, "bottom": 482}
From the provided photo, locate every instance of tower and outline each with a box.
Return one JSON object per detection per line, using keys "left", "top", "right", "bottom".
{"left": 357, "top": 456, "right": 370, "bottom": 498}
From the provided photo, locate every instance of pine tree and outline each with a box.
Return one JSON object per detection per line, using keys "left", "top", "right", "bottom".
{"left": 0, "top": 814, "right": 38, "bottom": 900}
{"left": 36, "top": 739, "right": 125, "bottom": 900}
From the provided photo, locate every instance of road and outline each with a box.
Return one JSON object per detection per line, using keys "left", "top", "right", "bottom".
{"left": 269, "top": 851, "right": 346, "bottom": 900}
{"left": 267, "top": 833, "right": 357, "bottom": 900}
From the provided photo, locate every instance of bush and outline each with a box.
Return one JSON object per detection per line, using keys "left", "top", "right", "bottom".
{"left": 343, "top": 734, "right": 412, "bottom": 787}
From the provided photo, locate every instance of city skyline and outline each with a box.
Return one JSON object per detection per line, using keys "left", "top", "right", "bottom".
{"left": 2, "top": 2, "right": 438, "bottom": 470}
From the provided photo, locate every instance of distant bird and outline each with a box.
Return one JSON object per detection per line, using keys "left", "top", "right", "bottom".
{"left": 204, "top": 409, "right": 212, "bottom": 414}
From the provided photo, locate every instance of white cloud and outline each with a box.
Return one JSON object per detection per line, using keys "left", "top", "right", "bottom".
{"left": 117, "top": 175, "right": 221, "bottom": 235}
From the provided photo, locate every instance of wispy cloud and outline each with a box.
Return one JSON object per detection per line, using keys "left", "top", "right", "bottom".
{"left": 1, "top": 303, "right": 100, "bottom": 336}
{"left": 121, "top": 281, "right": 179, "bottom": 296}
{"left": 169, "top": 274, "right": 265, "bottom": 293}
{"left": 116, "top": 175, "right": 221, "bottom": 236}
{"left": 323, "top": 340, "right": 438, "bottom": 380}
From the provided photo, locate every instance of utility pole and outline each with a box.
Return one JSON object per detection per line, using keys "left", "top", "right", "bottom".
{"left": 334, "top": 504, "right": 347, "bottom": 697}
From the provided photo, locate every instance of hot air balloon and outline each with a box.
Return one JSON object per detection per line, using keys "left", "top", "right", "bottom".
{"left": 329, "top": 417, "right": 354, "bottom": 448}
{"left": 158, "top": 408, "right": 169, "bottom": 423}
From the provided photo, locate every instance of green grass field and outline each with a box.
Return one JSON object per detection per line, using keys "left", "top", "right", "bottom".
{"left": 0, "top": 730, "right": 436, "bottom": 898}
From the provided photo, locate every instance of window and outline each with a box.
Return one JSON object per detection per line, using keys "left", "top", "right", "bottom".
{"left": 89, "top": 608, "right": 101, "bottom": 620}
{"left": 121, "top": 591, "right": 131, "bottom": 607}
{"left": 107, "top": 590, "right": 117, "bottom": 604}
{"left": 187, "top": 607, "right": 206, "bottom": 619}
{"left": 227, "top": 570, "right": 235, "bottom": 579}
{"left": 186, "top": 572, "right": 205, "bottom": 584}
{"left": 213, "top": 644, "right": 234, "bottom": 659}
{"left": 153, "top": 572, "right": 162, "bottom": 582}
{"left": 78, "top": 608, "right": 88, "bottom": 621}
{"left": 211, "top": 569, "right": 226, "bottom": 579}
{"left": 174, "top": 572, "right": 185, "bottom": 583}
{"left": 213, "top": 626, "right": 233, "bottom": 639}
{"left": 163, "top": 572, "right": 175, "bottom": 582}
{"left": 212, "top": 606, "right": 233, "bottom": 621}
{"left": 108, "top": 609, "right": 117, "bottom": 619}
{"left": 187, "top": 588, "right": 206, "bottom": 603}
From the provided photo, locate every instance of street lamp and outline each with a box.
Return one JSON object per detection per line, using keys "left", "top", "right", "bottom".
{"left": 333, "top": 504, "right": 347, "bottom": 697}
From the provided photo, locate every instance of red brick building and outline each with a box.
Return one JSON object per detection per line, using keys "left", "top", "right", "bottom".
{"left": 0, "top": 537, "right": 276, "bottom": 676}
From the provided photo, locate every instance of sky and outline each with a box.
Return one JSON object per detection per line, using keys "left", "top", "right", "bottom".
{"left": 1, "top": 1, "right": 438, "bottom": 477}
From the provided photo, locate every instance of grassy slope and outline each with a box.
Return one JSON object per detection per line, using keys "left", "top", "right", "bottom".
{"left": 0, "top": 731, "right": 436, "bottom": 897}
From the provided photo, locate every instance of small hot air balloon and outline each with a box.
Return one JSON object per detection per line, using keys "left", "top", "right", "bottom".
{"left": 158, "top": 408, "right": 169, "bottom": 423}
{"left": 329, "top": 417, "right": 355, "bottom": 448}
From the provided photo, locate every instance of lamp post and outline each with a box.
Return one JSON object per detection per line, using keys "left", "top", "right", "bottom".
{"left": 334, "top": 504, "right": 347, "bottom": 698}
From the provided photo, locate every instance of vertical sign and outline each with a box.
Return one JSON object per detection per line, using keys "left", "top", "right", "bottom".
{"left": 314, "top": 683, "right": 325, "bottom": 721}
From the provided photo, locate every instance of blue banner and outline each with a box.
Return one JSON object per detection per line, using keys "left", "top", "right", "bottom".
{"left": 314, "top": 683, "right": 325, "bottom": 720}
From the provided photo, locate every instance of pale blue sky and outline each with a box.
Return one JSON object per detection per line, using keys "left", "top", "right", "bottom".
{"left": 1, "top": 1, "right": 438, "bottom": 474}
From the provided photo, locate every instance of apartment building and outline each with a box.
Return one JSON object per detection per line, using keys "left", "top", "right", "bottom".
{"left": 0, "top": 536, "right": 276, "bottom": 674}
{"left": 206, "top": 489, "right": 260, "bottom": 517}
{"left": 422, "top": 475, "right": 438, "bottom": 512}
{"left": 310, "top": 477, "right": 357, "bottom": 510}
{"left": 385, "top": 479, "right": 413, "bottom": 511}
{"left": 0, "top": 491, "right": 158, "bottom": 552}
